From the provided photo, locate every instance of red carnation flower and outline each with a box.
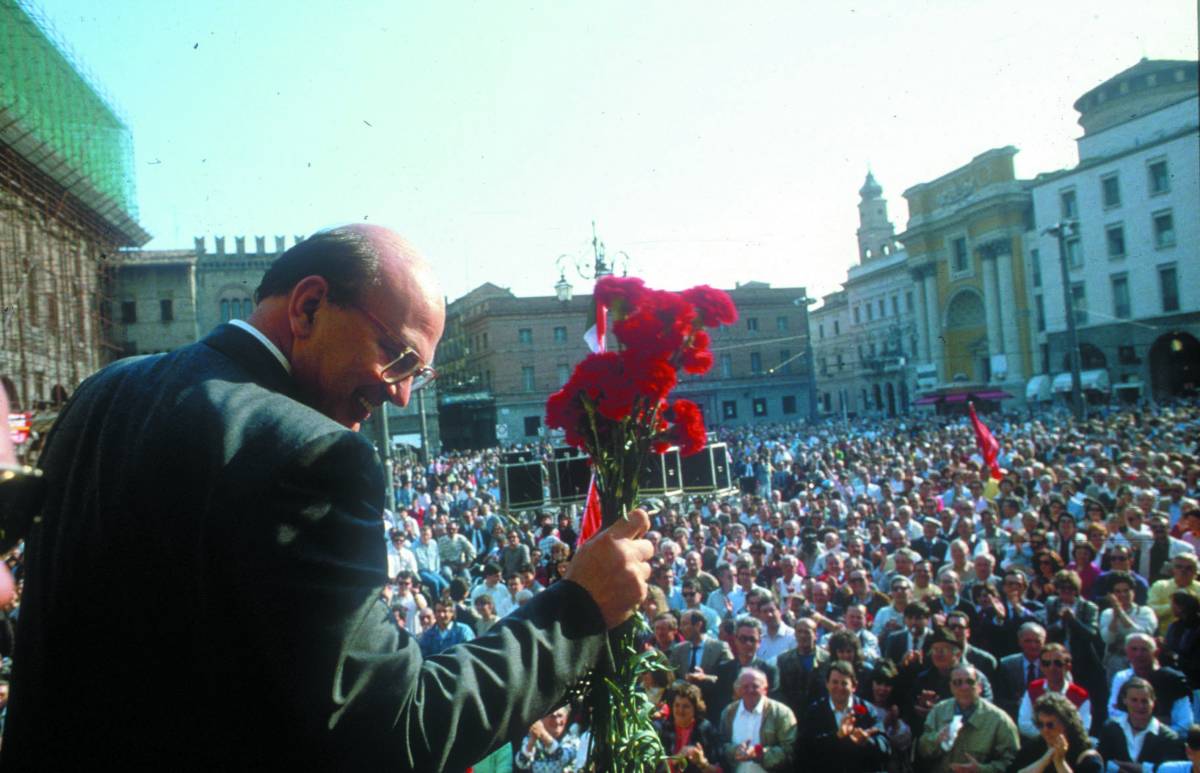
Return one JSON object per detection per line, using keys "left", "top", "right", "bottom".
{"left": 681, "top": 284, "right": 737, "bottom": 327}
{"left": 626, "top": 351, "right": 677, "bottom": 404}
{"left": 614, "top": 290, "right": 696, "bottom": 361}
{"left": 665, "top": 398, "right": 706, "bottom": 456}
{"left": 680, "top": 329, "right": 713, "bottom": 374}
{"left": 594, "top": 276, "right": 647, "bottom": 319}
{"left": 854, "top": 704, "right": 868, "bottom": 716}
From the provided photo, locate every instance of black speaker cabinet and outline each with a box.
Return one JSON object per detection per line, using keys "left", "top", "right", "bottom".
{"left": 639, "top": 446, "right": 682, "bottom": 496}
{"left": 680, "top": 442, "right": 732, "bottom": 493}
{"left": 501, "top": 450, "right": 538, "bottom": 465}
{"left": 551, "top": 447, "right": 591, "bottom": 504}
{"left": 500, "top": 460, "right": 544, "bottom": 510}
{"left": 711, "top": 443, "right": 733, "bottom": 491}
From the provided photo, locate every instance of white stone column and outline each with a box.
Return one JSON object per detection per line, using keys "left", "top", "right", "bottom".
{"left": 980, "top": 253, "right": 1003, "bottom": 379}
{"left": 924, "top": 270, "right": 943, "bottom": 380}
{"left": 996, "top": 247, "right": 1023, "bottom": 382}
{"left": 912, "top": 269, "right": 931, "bottom": 363}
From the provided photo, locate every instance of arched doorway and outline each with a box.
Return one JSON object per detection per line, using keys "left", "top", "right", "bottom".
{"left": 885, "top": 382, "right": 897, "bottom": 417}
{"left": 1063, "top": 342, "right": 1107, "bottom": 371}
{"left": 899, "top": 381, "right": 909, "bottom": 413}
{"left": 51, "top": 384, "right": 70, "bottom": 406}
{"left": 944, "top": 289, "right": 988, "bottom": 381}
{"left": 1149, "top": 332, "right": 1200, "bottom": 399}
{"left": 872, "top": 384, "right": 882, "bottom": 413}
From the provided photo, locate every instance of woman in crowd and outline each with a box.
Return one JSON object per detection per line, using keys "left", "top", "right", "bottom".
{"left": 865, "top": 659, "right": 912, "bottom": 773}
{"left": 655, "top": 682, "right": 721, "bottom": 773}
{"left": 1014, "top": 692, "right": 1103, "bottom": 773}
{"left": 1165, "top": 590, "right": 1200, "bottom": 691}
{"left": 1067, "top": 540, "right": 1102, "bottom": 599}
{"left": 1098, "top": 571, "right": 1159, "bottom": 682}
{"left": 1097, "top": 677, "right": 1187, "bottom": 770}
{"left": 514, "top": 706, "right": 579, "bottom": 773}
{"left": 825, "top": 630, "right": 872, "bottom": 687}
{"left": 1030, "top": 549, "right": 1066, "bottom": 603}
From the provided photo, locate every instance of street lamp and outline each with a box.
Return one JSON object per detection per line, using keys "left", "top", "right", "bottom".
{"left": 554, "top": 222, "right": 630, "bottom": 294}
{"left": 1043, "top": 219, "right": 1085, "bottom": 421}
{"left": 794, "top": 293, "right": 819, "bottom": 423}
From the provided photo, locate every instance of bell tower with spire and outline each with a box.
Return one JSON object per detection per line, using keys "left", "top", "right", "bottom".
{"left": 856, "top": 171, "right": 897, "bottom": 263}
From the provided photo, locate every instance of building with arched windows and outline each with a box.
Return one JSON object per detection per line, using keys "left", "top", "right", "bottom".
{"left": 899, "top": 147, "right": 1036, "bottom": 412}
{"left": 1026, "top": 59, "right": 1199, "bottom": 404}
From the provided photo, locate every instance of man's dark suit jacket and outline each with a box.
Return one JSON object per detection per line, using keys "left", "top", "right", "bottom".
{"left": 796, "top": 695, "right": 891, "bottom": 773}
{"left": 708, "top": 656, "right": 779, "bottom": 723}
{"left": 3, "top": 325, "right": 610, "bottom": 771}
{"left": 911, "top": 536, "right": 949, "bottom": 565}
{"left": 1096, "top": 720, "right": 1184, "bottom": 767}
{"left": 995, "top": 652, "right": 1039, "bottom": 717}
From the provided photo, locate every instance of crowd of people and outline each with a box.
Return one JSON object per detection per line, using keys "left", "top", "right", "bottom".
{"left": 367, "top": 400, "right": 1200, "bottom": 771}
{"left": 3, "top": 377, "right": 1199, "bottom": 770}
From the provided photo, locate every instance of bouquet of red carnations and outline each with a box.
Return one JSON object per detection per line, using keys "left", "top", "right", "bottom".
{"left": 545, "top": 276, "right": 736, "bottom": 771}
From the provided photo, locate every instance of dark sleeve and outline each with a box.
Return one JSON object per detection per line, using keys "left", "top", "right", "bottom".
{"left": 1096, "top": 721, "right": 1128, "bottom": 762}
{"left": 226, "top": 431, "right": 608, "bottom": 771}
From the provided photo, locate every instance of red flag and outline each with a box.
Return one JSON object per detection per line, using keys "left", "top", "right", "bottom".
{"left": 577, "top": 477, "right": 603, "bottom": 547}
{"left": 968, "top": 402, "right": 1003, "bottom": 481}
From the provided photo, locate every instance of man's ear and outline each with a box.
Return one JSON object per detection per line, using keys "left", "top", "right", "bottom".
{"left": 287, "top": 276, "right": 329, "bottom": 339}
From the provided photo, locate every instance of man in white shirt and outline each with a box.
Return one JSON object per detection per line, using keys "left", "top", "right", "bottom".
{"left": 721, "top": 668, "right": 797, "bottom": 771}
{"left": 755, "top": 599, "right": 794, "bottom": 664}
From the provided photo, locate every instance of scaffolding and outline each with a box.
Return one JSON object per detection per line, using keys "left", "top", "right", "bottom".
{"left": 0, "top": 0, "right": 149, "bottom": 421}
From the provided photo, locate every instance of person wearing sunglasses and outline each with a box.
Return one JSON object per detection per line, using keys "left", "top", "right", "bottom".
{"left": 4, "top": 225, "right": 656, "bottom": 771}
{"left": 1017, "top": 643, "right": 1093, "bottom": 739}
{"left": 916, "top": 663, "right": 1020, "bottom": 773}
{"left": 1013, "top": 692, "right": 1103, "bottom": 773}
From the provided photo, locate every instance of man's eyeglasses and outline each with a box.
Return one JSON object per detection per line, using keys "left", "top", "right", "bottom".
{"left": 348, "top": 304, "right": 437, "bottom": 390}
{"left": 951, "top": 678, "right": 977, "bottom": 686}
{"left": 736, "top": 635, "right": 760, "bottom": 645}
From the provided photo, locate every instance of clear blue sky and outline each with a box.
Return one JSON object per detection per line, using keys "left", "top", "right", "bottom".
{"left": 30, "top": 0, "right": 1199, "bottom": 304}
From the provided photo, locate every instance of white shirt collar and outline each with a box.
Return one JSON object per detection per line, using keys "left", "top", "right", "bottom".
{"left": 229, "top": 319, "right": 291, "bottom": 375}
{"left": 737, "top": 696, "right": 766, "bottom": 717}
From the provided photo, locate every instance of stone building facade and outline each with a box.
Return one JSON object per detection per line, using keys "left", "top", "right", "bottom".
{"left": 899, "top": 147, "right": 1036, "bottom": 410}
{"left": 438, "top": 280, "right": 816, "bottom": 449}
{"left": 1026, "top": 59, "right": 1199, "bottom": 404}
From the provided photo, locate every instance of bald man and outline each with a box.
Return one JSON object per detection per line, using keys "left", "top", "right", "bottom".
{"left": 4, "top": 226, "right": 653, "bottom": 771}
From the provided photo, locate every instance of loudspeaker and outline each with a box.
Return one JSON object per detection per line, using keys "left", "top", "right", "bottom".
{"left": 551, "top": 447, "right": 591, "bottom": 504}
{"left": 681, "top": 442, "right": 733, "bottom": 493}
{"left": 711, "top": 443, "right": 733, "bottom": 491}
{"left": 500, "top": 461, "right": 544, "bottom": 510}
{"left": 639, "top": 447, "right": 682, "bottom": 496}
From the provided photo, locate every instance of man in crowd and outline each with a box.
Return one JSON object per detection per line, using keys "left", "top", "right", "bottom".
{"left": 916, "top": 664, "right": 1020, "bottom": 773}
{"left": 1107, "top": 632, "right": 1194, "bottom": 734}
{"left": 3, "top": 225, "right": 654, "bottom": 770}
{"left": 995, "top": 622, "right": 1046, "bottom": 717}
{"left": 1148, "top": 552, "right": 1200, "bottom": 632}
{"left": 1015, "top": 642, "right": 1092, "bottom": 737}
{"left": 418, "top": 598, "right": 475, "bottom": 656}
{"left": 775, "top": 618, "right": 829, "bottom": 718}
{"left": 710, "top": 617, "right": 780, "bottom": 724}
{"left": 720, "top": 668, "right": 797, "bottom": 772}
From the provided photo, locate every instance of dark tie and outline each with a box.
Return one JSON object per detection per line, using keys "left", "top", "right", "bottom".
{"left": 1027, "top": 661, "right": 1036, "bottom": 685}
{"left": 691, "top": 644, "right": 702, "bottom": 670}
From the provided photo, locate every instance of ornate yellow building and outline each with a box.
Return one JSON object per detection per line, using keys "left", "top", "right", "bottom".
{"left": 899, "top": 147, "right": 1035, "bottom": 405}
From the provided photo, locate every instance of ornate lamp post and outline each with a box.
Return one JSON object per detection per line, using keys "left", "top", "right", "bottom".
{"left": 1044, "top": 219, "right": 1085, "bottom": 421}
